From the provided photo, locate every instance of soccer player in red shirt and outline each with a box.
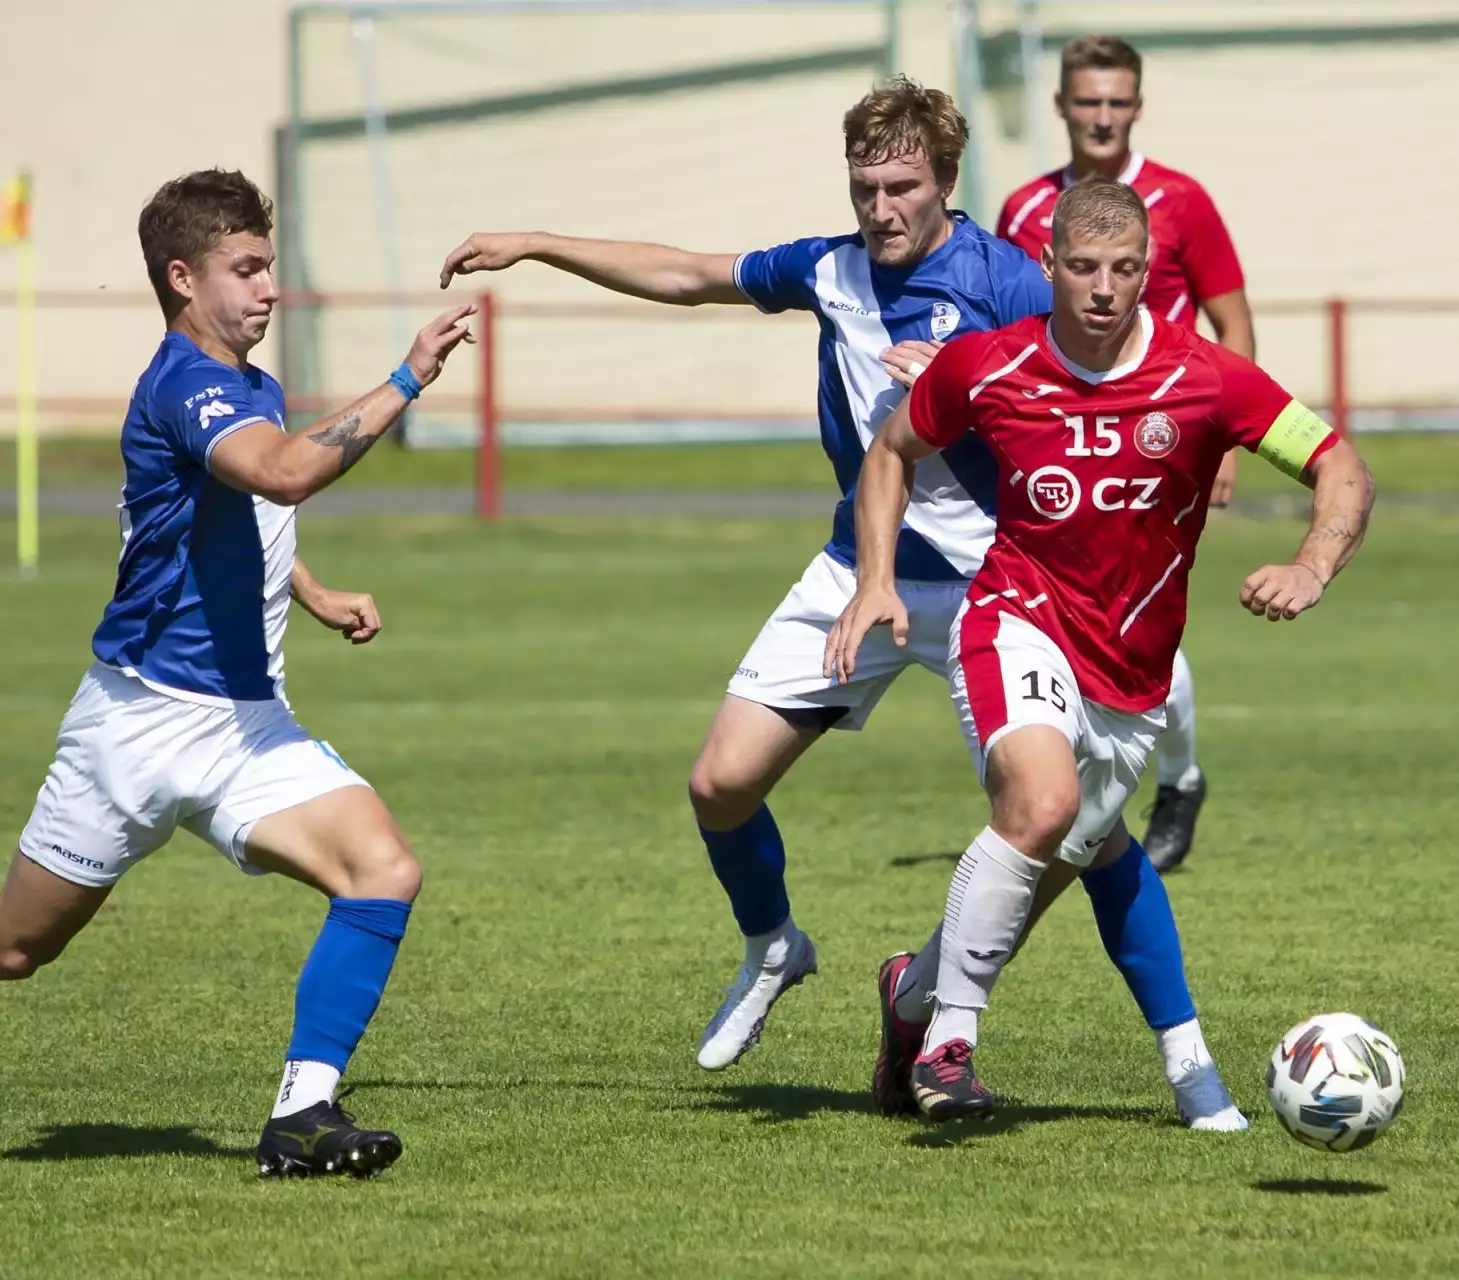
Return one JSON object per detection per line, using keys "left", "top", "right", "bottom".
{"left": 997, "top": 35, "right": 1254, "bottom": 871}
{"left": 828, "top": 179, "right": 1373, "bottom": 1121}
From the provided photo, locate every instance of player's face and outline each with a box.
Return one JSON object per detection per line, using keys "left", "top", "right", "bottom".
{"left": 1042, "top": 220, "right": 1148, "bottom": 345}
{"left": 170, "top": 232, "right": 280, "bottom": 353}
{"left": 1057, "top": 69, "right": 1142, "bottom": 167}
{"left": 848, "top": 150, "right": 954, "bottom": 267}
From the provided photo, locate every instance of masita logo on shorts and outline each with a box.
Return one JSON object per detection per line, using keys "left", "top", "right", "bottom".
{"left": 1134, "top": 411, "right": 1180, "bottom": 459}
{"left": 51, "top": 844, "right": 105, "bottom": 871}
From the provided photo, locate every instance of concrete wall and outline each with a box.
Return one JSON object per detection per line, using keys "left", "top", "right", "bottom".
{"left": 1, "top": 0, "right": 1456, "bottom": 433}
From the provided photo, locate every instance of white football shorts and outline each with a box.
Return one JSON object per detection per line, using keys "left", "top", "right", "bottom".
{"left": 950, "top": 605, "right": 1165, "bottom": 868}
{"left": 726, "top": 551, "right": 970, "bottom": 730}
{"left": 19, "top": 663, "right": 371, "bottom": 888}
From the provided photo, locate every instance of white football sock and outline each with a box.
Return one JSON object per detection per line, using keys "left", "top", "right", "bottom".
{"left": 1156, "top": 648, "right": 1200, "bottom": 789}
{"left": 744, "top": 916, "right": 797, "bottom": 970}
{"left": 892, "top": 925, "right": 941, "bottom": 1025}
{"left": 271, "top": 1059, "right": 341, "bottom": 1119}
{"left": 923, "top": 827, "right": 1045, "bottom": 1054}
{"left": 1157, "top": 1016, "right": 1213, "bottom": 1085}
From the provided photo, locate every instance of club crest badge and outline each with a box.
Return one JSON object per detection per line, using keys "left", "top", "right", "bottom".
{"left": 930, "top": 301, "right": 960, "bottom": 341}
{"left": 1133, "top": 411, "right": 1179, "bottom": 459}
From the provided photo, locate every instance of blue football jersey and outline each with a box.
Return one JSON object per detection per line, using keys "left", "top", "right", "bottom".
{"left": 91, "top": 331, "right": 295, "bottom": 703}
{"left": 734, "top": 213, "right": 1052, "bottom": 581}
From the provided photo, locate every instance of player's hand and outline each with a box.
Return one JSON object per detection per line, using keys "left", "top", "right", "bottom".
{"left": 438, "top": 233, "right": 532, "bottom": 287}
{"left": 302, "top": 588, "right": 382, "bottom": 644}
{"left": 1210, "top": 448, "right": 1239, "bottom": 508}
{"left": 1239, "top": 562, "right": 1325, "bottom": 622}
{"left": 880, "top": 339, "right": 945, "bottom": 389}
{"left": 404, "top": 304, "right": 476, "bottom": 387}
{"left": 824, "top": 584, "right": 909, "bottom": 685}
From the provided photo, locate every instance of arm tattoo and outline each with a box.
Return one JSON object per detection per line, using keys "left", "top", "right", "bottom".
{"left": 307, "top": 413, "right": 376, "bottom": 476}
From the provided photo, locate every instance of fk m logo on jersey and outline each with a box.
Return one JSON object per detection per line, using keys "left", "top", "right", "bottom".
{"left": 197, "top": 400, "right": 234, "bottom": 431}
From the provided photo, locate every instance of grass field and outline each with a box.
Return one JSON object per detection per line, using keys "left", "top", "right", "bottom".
{"left": 1, "top": 499, "right": 1457, "bottom": 1278}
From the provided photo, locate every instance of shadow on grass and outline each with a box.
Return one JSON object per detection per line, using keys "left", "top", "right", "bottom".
{"left": 1252, "top": 1178, "right": 1387, "bottom": 1196}
{"left": 2, "top": 1124, "right": 252, "bottom": 1161}
{"left": 888, "top": 851, "right": 963, "bottom": 869}
{"left": 690, "top": 1082, "right": 879, "bottom": 1123}
{"left": 907, "top": 1101, "right": 1168, "bottom": 1146}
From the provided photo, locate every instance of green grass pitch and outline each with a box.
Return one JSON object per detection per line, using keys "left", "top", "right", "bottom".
{"left": 0, "top": 499, "right": 1456, "bottom": 1277}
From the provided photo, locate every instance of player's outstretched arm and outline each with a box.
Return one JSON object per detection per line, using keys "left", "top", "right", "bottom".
{"left": 824, "top": 403, "right": 934, "bottom": 684}
{"left": 1240, "top": 437, "right": 1374, "bottom": 621}
{"left": 437, "top": 231, "right": 746, "bottom": 307}
{"left": 291, "top": 556, "right": 381, "bottom": 645}
{"left": 210, "top": 304, "right": 474, "bottom": 506}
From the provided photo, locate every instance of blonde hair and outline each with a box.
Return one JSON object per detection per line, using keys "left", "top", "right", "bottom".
{"left": 1059, "top": 35, "right": 1142, "bottom": 94}
{"left": 1051, "top": 177, "right": 1149, "bottom": 250}
{"left": 843, "top": 75, "right": 968, "bottom": 183}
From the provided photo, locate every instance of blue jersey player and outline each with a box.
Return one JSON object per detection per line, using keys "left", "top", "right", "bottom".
{"left": 0, "top": 170, "right": 474, "bottom": 1176}
{"left": 440, "top": 79, "right": 1241, "bottom": 1128}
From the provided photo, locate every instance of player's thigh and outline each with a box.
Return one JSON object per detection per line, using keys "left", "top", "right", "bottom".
{"left": 0, "top": 850, "right": 112, "bottom": 976}
{"left": 1058, "top": 704, "right": 1164, "bottom": 869}
{"left": 952, "top": 607, "right": 1080, "bottom": 778}
{"left": 724, "top": 551, "right": 907, "bottom": 735}
{"left": 691, "top": 693, "right": 824, "bottom": 806}
{"left": 185, "top": 708, "right": 417, "bottom": 903}
{"left": 243, "top": 786, "right": 418, "bottom": 902}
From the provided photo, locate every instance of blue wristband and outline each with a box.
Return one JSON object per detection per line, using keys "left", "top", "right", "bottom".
{"left": 388, "top": 362, "right": 423, "bottom": 402}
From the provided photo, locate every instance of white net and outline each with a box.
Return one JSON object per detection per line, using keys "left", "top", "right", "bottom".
{"left": 286, "top": 0, "right": 898, "bottom": 444}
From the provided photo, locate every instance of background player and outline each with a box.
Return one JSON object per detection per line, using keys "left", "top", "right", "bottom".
{"left": 441, "top": 81, "right": 1237, "bottom": 1121}
{"left": 0, "top": 170, "right": 474, "bottom": 1177}
{"left": 997, "top": 35, "right": 1256, "bottom": 872}
{"left": 830, "top": 178, "right": 1373, "bottom": 1122}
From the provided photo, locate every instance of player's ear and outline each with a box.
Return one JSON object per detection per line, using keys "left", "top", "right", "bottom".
{"left": 1132, "top": 94, "right": 1144, "bottom": 124}
{"left": 939, "top": 164, "right": 958, "bottom": 204}
{"left": 1053, "top": 89, "right": 1068, "bottom": 121}
{"left": 1040, "top": 242, "right": 1055, "bottom": 284}
{"left": 165, "top": 258, "right": 196, "bottom": 303}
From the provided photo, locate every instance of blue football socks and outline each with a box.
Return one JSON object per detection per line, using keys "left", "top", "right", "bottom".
{"left": 1081, "top": 839, "right": 1197, "bottom": 1031}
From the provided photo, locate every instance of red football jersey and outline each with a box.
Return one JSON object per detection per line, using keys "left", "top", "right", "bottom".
{"left": 996, "top": 154, "right": 1245, "bottom": 329}
{"left": 908, "top": 309, "right": 1335, "bottom": 712}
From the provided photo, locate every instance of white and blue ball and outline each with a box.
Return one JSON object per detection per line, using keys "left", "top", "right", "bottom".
{"left": 1267, "top": 1013, "right": 1404, "bottom": 1152}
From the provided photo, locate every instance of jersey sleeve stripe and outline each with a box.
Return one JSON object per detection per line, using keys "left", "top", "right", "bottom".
{"left": 731, "top": 253, "right": 773, "bottom": 315}
{"left": 202, "top": 415, "right": 269, "bottom": 469}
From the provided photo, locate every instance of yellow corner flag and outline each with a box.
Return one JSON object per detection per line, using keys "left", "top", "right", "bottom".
{"left": 2, "top": 170, "right": 37, "bottom": 575}
{"left": 0, "top": 171, "right": 30, "bottom": 245}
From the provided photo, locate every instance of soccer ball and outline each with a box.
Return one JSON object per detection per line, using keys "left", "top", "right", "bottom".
{"left": 1266, "top": 1013, "right": 1405, "bottom": 1152}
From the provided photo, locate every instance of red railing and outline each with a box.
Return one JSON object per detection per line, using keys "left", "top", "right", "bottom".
{"left": 2, "top": 289, "right": 1457, "bottom": 516}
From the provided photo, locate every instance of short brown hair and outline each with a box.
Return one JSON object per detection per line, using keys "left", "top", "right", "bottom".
{"left": 138, "top": 169, "right": 274, "bottom": 317}
{"left": 843, "top": 75, "right": 968, "bottom": 184}
{"left": 1059, "top": 35, "right": 1142, "bottom": 94}
{"left": 1051, "top": 177, "right": 1149, "bottom": 251}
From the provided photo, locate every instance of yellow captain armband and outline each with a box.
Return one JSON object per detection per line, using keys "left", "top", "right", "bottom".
{"left": 1256, "top": 400, "right": 1336, "bottom": 480}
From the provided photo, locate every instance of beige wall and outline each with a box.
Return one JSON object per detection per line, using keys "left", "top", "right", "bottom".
{"left": 1, "top": 0, "right": 1456, "bottom": 434}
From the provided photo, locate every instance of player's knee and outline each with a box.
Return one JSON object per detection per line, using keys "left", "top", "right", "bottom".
{"left": 0, "top": 945, "right": 45, "bottom": 981}
{"left": 339, "top": 836, "right": 422, "bottom": 904}
{"left": 687, "top": 755, "right": 765, "bottom": 829}
{"left": 998, "top": 784, "right": 1080, "bottom": 855}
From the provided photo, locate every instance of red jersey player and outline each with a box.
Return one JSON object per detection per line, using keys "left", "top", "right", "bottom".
{"left": 998, "top": 35, "right": 1256, "bottom": 873}
{"left": 828, "top": 180, "right": 1373, "bottom": 1121}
